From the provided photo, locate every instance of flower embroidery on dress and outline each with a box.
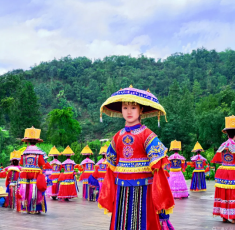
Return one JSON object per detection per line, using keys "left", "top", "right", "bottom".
{"left": 223, "top": 152, "right": 233, "bottom": 163}
{"left": 147, "top": 143, "right": 165, "bottom": 161}
{"left": 122, "top": 135, "right": 134, "bottom": 145}
{"left": 195, "top": 160, "right": 203, "bottom": 169}
{"left": 123, "top": 146, "right": 134, "bottom": 159}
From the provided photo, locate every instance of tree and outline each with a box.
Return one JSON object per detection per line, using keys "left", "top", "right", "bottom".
{"left": 47, "top": 107, "right": 81, "bottom": 147}
{"left": 10, "top": 81, "right": 41, "bottom": 138}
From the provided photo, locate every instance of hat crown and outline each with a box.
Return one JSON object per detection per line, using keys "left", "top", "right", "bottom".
{"left": 48, "top": 146, "right": 60, "bottom": 156}
{"left": 81, "top": 145, "right": 93, "bottom": 155}
{"left": 225, "top": 115, "right": 235, "bottom": 129}
{"left": 24, "top": 126, "right": 41, "bottom": 139}
{"left": 192, "top": 141, "right": 204, "bottom": 152}
{"left": 10, "top": 150, "right": 21, "bottom": 160}
{"left": 169, "top": 140, "right": 181, "bottom": 151}
{"left": 62, "top": 146, "right": 74, "bottom": 156}
{"left": 99, "top": 145, "right": 108, "bottom": 155}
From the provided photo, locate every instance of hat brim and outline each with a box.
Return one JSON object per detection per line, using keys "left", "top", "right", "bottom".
{"left": 222, "top": 128, "right": 235, "bottom": 134}
{"left": 192, "top": 149, "right": 204, "bottom": 152}
{"left": 169, "top": 148, "right": 181, "bottom": 151}
{"left": 101, "top": 94, "right": 166, "bottom": 119}
{"left": 10, "top": 158, "right": 20, "bottom": 161}
{"left": 22, "top": 138, "right": 43, "bottom": 143}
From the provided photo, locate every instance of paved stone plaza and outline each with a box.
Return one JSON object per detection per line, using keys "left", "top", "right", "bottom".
{"left": 0, "top": 179, "right": 235, "bottom": 230}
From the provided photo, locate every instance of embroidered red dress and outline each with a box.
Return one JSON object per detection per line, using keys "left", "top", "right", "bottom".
{"left": 48, "top": 159, "right": 62, "bottom": 198}
{"left": 93, "top": 158, "right": 107, "bottom": 190}
{"left": 79, "top": 158, "right": 95, "bottom": 200}
{"left": 4, "top": 166, "right": 21, "bottom": 210}
{"left": 211, "top": 138, "right": 235, "bottom": 219}
{"left": 19, "top": 145, "right": 47, "bottom": 214}
{"left": 58, "top": 159, "right": 78, "bottom": 199}
{"left": 98, "top": 124, "right": 174, "bottom": 230}
{"left": 189, "top": 154, "right": 207, "bottom": 192}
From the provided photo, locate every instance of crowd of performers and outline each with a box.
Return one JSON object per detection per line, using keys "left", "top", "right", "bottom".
{"left": 0, "top": 85, "right": 235, "bottom": 229}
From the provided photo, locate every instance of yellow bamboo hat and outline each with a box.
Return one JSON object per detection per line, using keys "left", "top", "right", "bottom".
{"left": 192, "top": 141, "right": 204, "bottom": 152}
{"left": 22, "top": 126, "right": 43, "bottom": 143}
{"left": 10, "top": 150, "right": 21, "bottom": 161}
{"left": 99, "top": 145, "right": 108, "bottom": 155}
{"left": 222, "top": 115, "right": 235, "bottom": 133}
{"left": 48, "top": 146, "right": 61, "bottom": 156}
{"left": 81, "top": 145, "right": 93, "bottom": 156}
{"left": 61, "top": 146, "right": 74, "bottom": 156}
{"left": 169, "top": 140, "right": 181, "bottom": 151}
{"left": 100, "top": 85, "right": 166, "bottom": 125}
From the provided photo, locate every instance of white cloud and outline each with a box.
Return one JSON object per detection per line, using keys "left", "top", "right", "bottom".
{"left": 175, "top": 20, "right": 235, "bottom": 53}
{"left": 0, "top": 0, "right": 235, "bottom": 74}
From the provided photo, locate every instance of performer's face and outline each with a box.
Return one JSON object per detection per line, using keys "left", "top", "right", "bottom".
{"left": 122, "top": 103, "right": 142, "bottom": 125}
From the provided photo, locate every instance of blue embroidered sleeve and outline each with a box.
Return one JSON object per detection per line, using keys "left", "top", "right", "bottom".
{"left": 145, "top": 134, "right": 167, "bottom": 168}
{"left": 106, "top": 139, "right": 117, "bottom": 171}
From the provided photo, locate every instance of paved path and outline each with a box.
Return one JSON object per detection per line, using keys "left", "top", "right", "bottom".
{"left": 0, "top": 179, "right": 234, "bottom": 230}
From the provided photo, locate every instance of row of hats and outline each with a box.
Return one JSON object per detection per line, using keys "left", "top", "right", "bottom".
{"left": 48, "top": 145, "right": 108, "bottom": 157}
{"left": 9, "top": 144, "right": 108, "bottom": 162}
{"left": 21, "top": 126, "right": 108, "bottom": 156}
{"left": 169, "top": 140, "right": 204, "bottom": 152}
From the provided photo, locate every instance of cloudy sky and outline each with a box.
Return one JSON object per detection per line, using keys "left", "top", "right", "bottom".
{"left": 0, "top": 0, "right": 235, "bottom": 74}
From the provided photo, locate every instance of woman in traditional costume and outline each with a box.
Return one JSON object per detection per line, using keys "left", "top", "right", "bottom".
{"left": 18, "top": 127, "right": 48, "bottom": 214}
{"left": 48, "top": 146, "right": 62, "bottom": 200}
{"left": 57, "top": 146, "right": 78, "bottom": 200}
{"left": 188, "top": 142, "right": 207, "bottom": 192}
{"left": 88, "top": 164, "right": 100, "bottom": 202}
{"left": 4, "top": 150, "right": 21, "bottom": 210}
{"left": 95, "top": 146, "right": 108, "bottom": 190}
{"left": 211, "top": 115, "right": 235, "bottom": 223}
{"left": 42, "top": 153, "right": 53, "bottom": 196}
{"left": 98, "top": 86, "right": 175, "bottom": 230}
{"left": 167, "top": 140, "right": 189, "bottom": 199}
{"left": 79, "top": 145, "right": 95, "bottom": 200}
{"left": 88, "top": 150, "right": 108, "bottom": 202}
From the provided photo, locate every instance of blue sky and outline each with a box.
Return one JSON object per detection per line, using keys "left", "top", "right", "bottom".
{"left": 0, "top": 0, "right": 235, "bottom": 74}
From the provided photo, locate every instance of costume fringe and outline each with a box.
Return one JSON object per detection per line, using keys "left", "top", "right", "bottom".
{"left": 218, "top": 166, "right": 235, "bottom": 170}
{"left": 115, "top": 166, "right": 152, "bottom": 173}
{"left": 215, "top": 183, "right": 235, "bottom": 189}
{"left": 170, "top": 168, "right": 181, "bottom": 172}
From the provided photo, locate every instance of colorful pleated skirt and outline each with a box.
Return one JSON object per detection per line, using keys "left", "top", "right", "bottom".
{"left": 58, "top": 172, "right": 78, "bottom": 199}
{"left": 5, "top": 183, "right": 17, "bottom": 209}
{"left": 168, "top": 169, "right": 189, "bottom": 198}
{"left": 213, "top": 167, "right": 235, "bottom": 219}
{"left": 18, "top": 171, "right": 47, "bottom": 214}
{"left": 109, "top": 184, "right": 161, "bottom": 230}
{"left": 190, "top": 171, "right": 206, "bottom": 192}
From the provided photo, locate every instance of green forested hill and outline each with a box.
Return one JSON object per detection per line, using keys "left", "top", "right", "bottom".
{"left": 1, "top": 47, "right": 235, "bottom": 162}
